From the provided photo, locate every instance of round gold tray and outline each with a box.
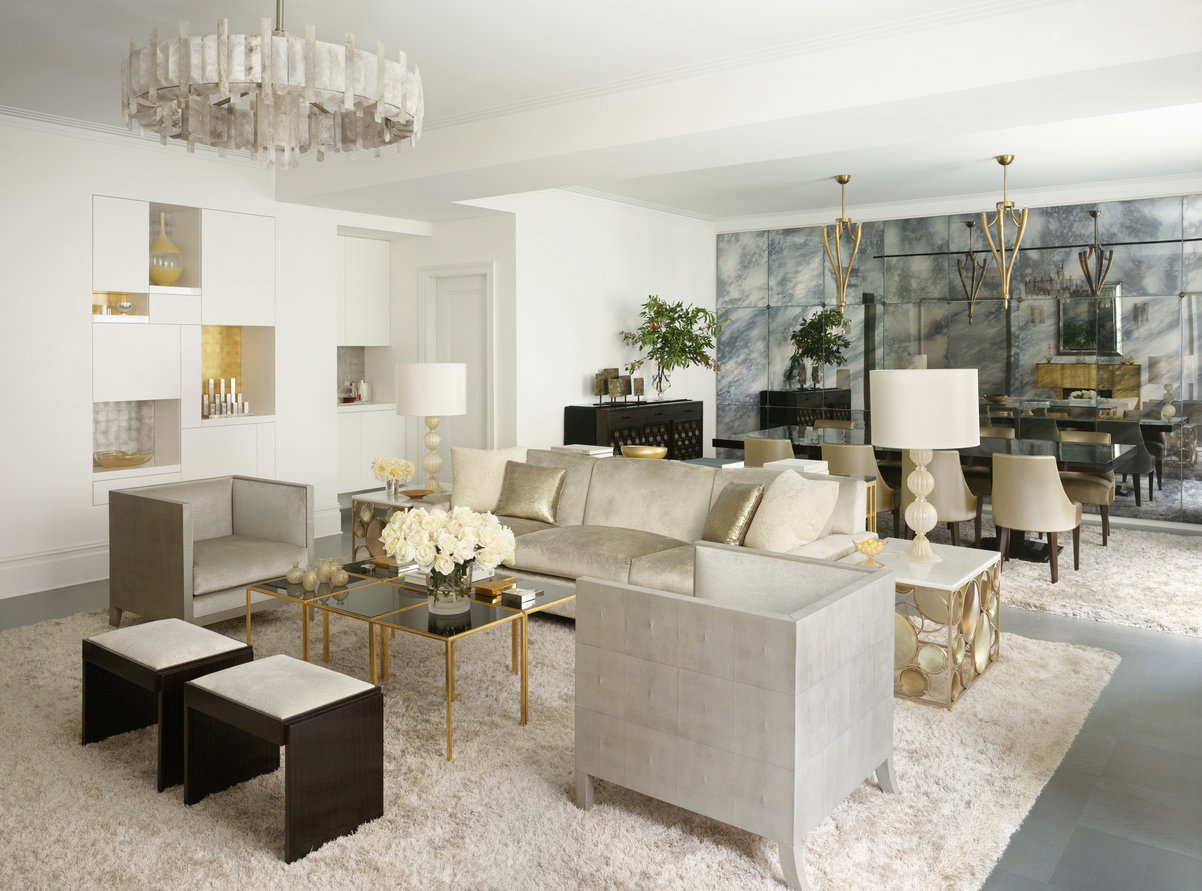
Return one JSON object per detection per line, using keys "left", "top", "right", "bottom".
{"left": 621, "top": 445, "right": 667, "bottom": 459}
{"left": 94, "top": 450, "right": 153, "bottom": 468}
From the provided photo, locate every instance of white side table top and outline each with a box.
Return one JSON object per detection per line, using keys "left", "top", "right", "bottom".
{"left": 764, "top": 457, "right": 829, "bottom": 474}
{"left": 840, "top": 537, "right": 999, "bottom": 591}
{"left": 355, "top": 489, "right": 452, "bottom": 509}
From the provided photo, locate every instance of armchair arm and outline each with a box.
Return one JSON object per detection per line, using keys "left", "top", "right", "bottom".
{"left": 109, "top": 489, "right": 194, "bottom": 622}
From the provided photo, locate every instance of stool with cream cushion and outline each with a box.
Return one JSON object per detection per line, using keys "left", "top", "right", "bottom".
{"left": 991, "top": 453, "right": 1081, "bottom": 583}
{"left": 743, "top": 436, "right": 795, "bottom": 468}
{"left": 1057, "top": 429, "right": 1116, "bottom": 546}
{"left": 901, "top": 450, "right": 981, "bottom": 547}
{"left": 82, "top": 618, "right": 253, "bottom": 791}
{"left": 184, "top": 654, "right": 383, "bottom": 863}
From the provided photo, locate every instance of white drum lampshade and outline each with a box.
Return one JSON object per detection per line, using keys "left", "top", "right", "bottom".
{"left": 396, "top": 363, "right": 467, "bottom": 492}
{"left": 870, "top": 369, "right": 980, "bottom": 562}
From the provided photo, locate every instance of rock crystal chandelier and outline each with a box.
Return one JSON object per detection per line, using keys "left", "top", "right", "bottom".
{"left": 122, "top": 0, "right": 424, "bottom": 168}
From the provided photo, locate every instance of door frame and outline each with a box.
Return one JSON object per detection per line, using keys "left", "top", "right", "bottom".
{"left": 416, "top": 262, "right": 498, "bottom": 449}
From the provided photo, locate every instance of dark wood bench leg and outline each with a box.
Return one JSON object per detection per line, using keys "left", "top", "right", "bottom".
{"left": 284, "top": 691, "right": 384, "bottom": 863}
{"left": 184, "top": 706, "right": 279, "bottom": 805}
{"left": 81, "top": 656, "right": 155, "bottom": 745}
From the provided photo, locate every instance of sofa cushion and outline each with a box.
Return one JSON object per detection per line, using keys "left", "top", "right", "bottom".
{"left": 582, "top": 458, "right": 716, "bottom": 542}
{"left": 525, "top": 449, "right": 598, "bottom": 526}
{"left": 193, "top": 535, "right": 309, "bottom": 597}
{"left": 713, "top": 467, "right": 865, "bottom": 536}
{"left": 450, "top": 446, "right": 528, "bottom": 512}
{"left": 744, "top": 471, "right": 840, "bottom": 553}
{"left": 790, "top": 535, "right": 857, "bottom": 562}
{"left": 508, "top": 525, "right": 686, "bottom": 584}
{"left": 628, "top": 545, "right": 695, "bottom": 596}
{"left": 232, "top": 478, "right": 310, "bottom": 547}
{"left": 494, "top": 461, "right": 567, "bottom": 525}
{"left": 496, "top": 516, "right": 555, "bottom": 538}
{"left": 701, "top": 482, "right": 763, "bottom": 546}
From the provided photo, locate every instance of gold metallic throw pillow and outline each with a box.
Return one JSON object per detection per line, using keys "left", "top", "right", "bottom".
{"left": 702, "top": 482, "right": 764, "bottom": 546}
{"left": 494, "top": 461, "right": 568, "bottom": 525}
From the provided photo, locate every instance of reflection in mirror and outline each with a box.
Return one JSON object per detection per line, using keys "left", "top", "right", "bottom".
{"left": 1058, "top": 283, "right": 1122, "bottom": 355}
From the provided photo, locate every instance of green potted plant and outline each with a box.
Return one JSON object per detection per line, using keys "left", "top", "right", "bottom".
{"left": 785, "top": 307, "right": 851, "bottom": 388}
{"left": 619, "top": 295, "right": 728, "bottom": 398}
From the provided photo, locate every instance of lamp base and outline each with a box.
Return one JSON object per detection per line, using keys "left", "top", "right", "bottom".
{"left": 422, "top": 416, "right": 445, "bottom": 493}
{"left": 901, "top": 448, "right": 941, "bottom": 564}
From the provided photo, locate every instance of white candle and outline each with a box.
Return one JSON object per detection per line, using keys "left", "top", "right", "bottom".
{"left": 208, "top": 378, "right": 214, "bottom": 398}
{"left": 230, "top": 377, "right": 236, "bottom": 398}
{"left": 220, "top": 378, "right": 226, "bottom": 399}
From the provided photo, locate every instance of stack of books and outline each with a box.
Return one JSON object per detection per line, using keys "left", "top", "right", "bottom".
{"left": 501, "top": 587, "right": 542, "bottom": 609}
{"left": 473, "top": 577, "right": 516, "bottom": 603}
{"left": 401, "top": 564, "right": 494, "bottom": 588}
{"left": 551, "top": 444, "right": 614, "bottom": 457}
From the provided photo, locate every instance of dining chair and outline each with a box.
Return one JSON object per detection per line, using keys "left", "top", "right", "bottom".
{"left": 969, "top": 425, "right": 1015, "bottom": 496}
{"left": 1057, "top": 429, "right": 1116, "bottom": 546}
{"left": 813, "top": 419, "right": 855, "bottom": 430}
{"left": 991, "top": 454, "right": 1081, "bottom": 583}
{"left": 822, "top": 443, "right": 900, "bottom": 535}
{"left": 1017, "top": 415, "right": 1060, "bottom": 442}
{"left": 979, "top": 425, "right": 1016, "bottom": 440}
{"left": 900, "top": 450, "right": 981, "bottom": 547}
{"left": 743, "top": 436, "right": 794, "bottom": 468}
{"left": 1097, "top": 420, "right": 1156, "bottom": 505}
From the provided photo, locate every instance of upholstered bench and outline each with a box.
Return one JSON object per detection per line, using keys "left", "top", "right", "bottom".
{"left": 183, "top": 654, "right": 384, "bottom": 863}
{"left": 81, "top": 618, "right": 253, "bottom": 791}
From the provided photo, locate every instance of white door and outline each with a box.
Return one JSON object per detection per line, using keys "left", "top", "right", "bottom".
{"left": 431, "top": 274, "right": 489, "bottom": 479}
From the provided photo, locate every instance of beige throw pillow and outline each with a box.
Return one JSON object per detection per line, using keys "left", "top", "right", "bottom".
{"left": 450, "top": 446, "right": 529, "bottom": 512}
{"left": 701, "top": 482, "right": 764, "bottom": 546}
{"left": 494, "top": 461, "right": 567, "bottom": 525}
{"left": 744, "top": 471, "right": 840, "bottom": 553}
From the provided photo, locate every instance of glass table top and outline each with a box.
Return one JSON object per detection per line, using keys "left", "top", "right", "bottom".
{"left": 309, "top": 580, "right": 427, "bottom": 621}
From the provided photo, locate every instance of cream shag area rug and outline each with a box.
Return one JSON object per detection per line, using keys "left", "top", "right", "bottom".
{"left": 0, "top": 608, "right": 1117, "bottom": 891}
{"left": 921, "top": 521, "right": 1202, "bottom": 637}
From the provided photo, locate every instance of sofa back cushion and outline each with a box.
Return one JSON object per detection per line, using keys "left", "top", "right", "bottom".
{"left": 583, "top": 458, "right": 716, "bottom": 541}
{"left": 493, "top": 461, "right": 567, "bottom": 525}
{"left": 144, "top": 477, "right": 233, "bottom": 541}
{"left": 712, "top": 467, "right": 865, "bottom": 535}
{"left": 524, "top": 449, "right": 598, "bottom": 526}
{"left": 450, "top": 446, "right": 529, "bottom": 512}
{"left": 232, "top": 478, "right": 310, "bottom": 548}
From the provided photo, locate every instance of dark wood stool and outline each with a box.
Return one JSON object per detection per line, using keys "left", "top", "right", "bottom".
{"left": 183, "top": 654, "right": 383, "bottom": 863}
{"left": 82, "top": 618, "right": 253, "bottom": 791}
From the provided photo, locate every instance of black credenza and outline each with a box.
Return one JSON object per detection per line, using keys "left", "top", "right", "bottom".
{"left": 759, "top": 389, "right": 851, "bottom": 428}
{"left": 563, "top": 400, "right": 703, "bottom": 460}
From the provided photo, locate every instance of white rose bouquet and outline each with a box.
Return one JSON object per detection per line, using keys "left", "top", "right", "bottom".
{"left": 381, "top": 506, "right": 516, "bottom": 605}
{"left": 371, "top": 456, "right": 415, "bottom": 483}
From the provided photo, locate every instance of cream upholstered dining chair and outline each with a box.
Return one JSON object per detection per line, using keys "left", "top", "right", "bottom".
{"left": 822, "top": 443, "right": 900, "bottom": 535}
{"left": 991, "top": 454, "right": 1081, "bottom": 583}
{"left": 743, "top": 436, "right": 794, "bottom": 468}
{"left": 900, "top": 450, "right": 981, "bottom": 547}
{"left": 1057, "top": 429, "right": 1116, "bottom": 546}
{"left": 1017, "top": 415, "right": 1061, "bottom": 442}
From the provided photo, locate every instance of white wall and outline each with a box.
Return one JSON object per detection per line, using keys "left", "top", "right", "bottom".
{"left": 0, "top": 116, "right": 429, "bottom": 600}
{"left": 483, "top": 191, "right": 718, "bottom": 451}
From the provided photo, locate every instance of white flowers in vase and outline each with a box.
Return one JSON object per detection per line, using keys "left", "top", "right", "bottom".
{"left": 371, "top": 456, "right": 415, "bottom": 483}
{"left": 380, "top": 506, "right": 516, "bottom": 577}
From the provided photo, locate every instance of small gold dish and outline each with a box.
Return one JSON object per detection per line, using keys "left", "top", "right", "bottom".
{"left": 94, "top": 450, "right": 153, "bottom": 468}
{"left": 620, "top": 445, "right": 667, "bottom": 459}
{"left": 855, "top": 537, "right": 885, "bottom": 567}
{"left": 984, "top": 394, "right": 1008, "bottom": 404}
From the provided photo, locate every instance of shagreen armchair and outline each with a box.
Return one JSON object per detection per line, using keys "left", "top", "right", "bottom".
{"left": 575, "top": 542, "right": 898, "bottom": 891}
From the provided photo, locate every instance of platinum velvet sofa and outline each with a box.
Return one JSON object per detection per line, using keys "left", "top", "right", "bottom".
{"left": 451, "top": 447, "right": 869, "bottom": 616}
{"left": 108, "top": 475, "right": 314, "bottom": 627}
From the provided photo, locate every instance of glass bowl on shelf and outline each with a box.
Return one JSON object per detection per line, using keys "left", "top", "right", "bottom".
{"left": 94, "top": 449, "right": 154, "bottom": 468}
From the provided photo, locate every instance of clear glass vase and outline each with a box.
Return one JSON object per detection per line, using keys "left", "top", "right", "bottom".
{"left": 427, "top": 561, "right": 474, "bottom": 615}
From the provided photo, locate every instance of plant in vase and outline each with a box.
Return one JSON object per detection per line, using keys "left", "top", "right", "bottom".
{"left": 380, "top": 506, "right": 516, "bottom": 614}
{"left": 785, "top": 307, "right": 851, "bottom": 389}
{"left": 371, "top": 456, "right": 415, "bottom": 499}
{"left": 619, "top": 295, "right": 728, "bottom": 398}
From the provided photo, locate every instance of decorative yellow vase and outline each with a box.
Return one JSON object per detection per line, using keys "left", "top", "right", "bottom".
{"left": 148, "top": 212, "right": 183, "bottom": 286}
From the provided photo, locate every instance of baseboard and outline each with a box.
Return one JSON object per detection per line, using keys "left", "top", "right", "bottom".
{"left": 316, "top": 505, "right": 343, "bottom": 540}
{"left": 0, "top": 542, "right": 108, "bottom": 600}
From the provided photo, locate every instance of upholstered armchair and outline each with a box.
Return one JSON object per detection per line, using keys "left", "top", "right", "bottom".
{"left": 575, "top": 542, "right": 898, "bottom": 891}
{"left": 108, "top": 475, "right": 314, "bottom": 627}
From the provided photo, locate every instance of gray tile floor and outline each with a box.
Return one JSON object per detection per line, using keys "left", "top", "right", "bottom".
{"left": 4, "top": 530, "right": 1200, "bottom": 890}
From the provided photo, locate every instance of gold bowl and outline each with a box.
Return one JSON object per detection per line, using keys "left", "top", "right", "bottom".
{"left": 621, "top": 445, "right": 667, "bottom": 459}
{"left": 984, "top": 394, "right": 1008, "bottom": 404}
{"left": 94, "top": 450, "right": 153, "bottom": 468}
{"left": 855, "top": 536, "right": 886, "bottom": 567}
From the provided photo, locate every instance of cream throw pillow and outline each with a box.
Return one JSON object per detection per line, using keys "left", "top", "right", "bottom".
{"left": 450, "top": 446, "right": 529, "bottom": 512}
{"left": 494, "top": 461, "right": 567, "bottom": 525}
{"left": 744, "top": 470, "right": 840, "bottom": 552}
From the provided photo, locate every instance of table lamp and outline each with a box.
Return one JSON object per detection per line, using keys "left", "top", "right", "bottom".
{"left": 395, "top": 363, "right": 467, "bottom": 492}
{"left": 1148, "top": 356, "right": 1179, "bottom": 420}
{"left": 870, "top": 368, "right": 980, "bottom": 562}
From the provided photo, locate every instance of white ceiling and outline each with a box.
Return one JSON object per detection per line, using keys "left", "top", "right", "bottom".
{"left": 3, "top": 0, "right": 1201, "bottom": 224}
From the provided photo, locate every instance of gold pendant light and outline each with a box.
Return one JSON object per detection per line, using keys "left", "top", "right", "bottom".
{"left": 957, "top": 220, "right": 988, "bottom": 323}
{"left": 822, "top": 174, "right": 862, "bottom": 312}
{"left": 979, "top": 154, "right": 1028, "bottom": 310}
{"left": 1078, "top": 210, "right": 1114, "bottom": 297}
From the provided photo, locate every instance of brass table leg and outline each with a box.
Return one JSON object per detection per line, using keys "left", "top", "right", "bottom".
{"left": 302, "top": 603, "right": 310, "bottom": 661}
{"left": 520, "top": 614, "right": 529, "bottom": 725}
{"left": 445, "top": 642, "right": 455, "bottom": 760}
{"left": 368, "top": 621, "right": 378, "bottom": 685}
{"left": 322, "top": 611, "right": 330, "bottom": 663}
{"left": 511, "top": 619, "right": 519, "bottom": 674}
{"left": 381, "top": 623, "right": 390, "bottom": 681}
{"left": 245, "top": 590, "right": 252, "bottom": 644}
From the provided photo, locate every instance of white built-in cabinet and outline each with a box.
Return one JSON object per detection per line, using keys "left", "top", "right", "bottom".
{"left": 201, "top": 210, "right": 276, "bottom": 326}
{"left": 181, "top": 421, "right": 276, "bottom": 480}
{"left": 93, "top": 197, "right": 152, "bottom": 294}
{"left": 337, "top": 235, "right": 390, "bottom": 346}
{"left": 337, "top": 406, "right": 406, "bottom": 493}
{"left": 92, "top": 324, "right": 182, "bottom": 402}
